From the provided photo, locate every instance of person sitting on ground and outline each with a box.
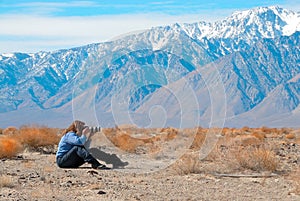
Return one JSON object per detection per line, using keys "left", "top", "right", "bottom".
{"left": 56, "top": 120, "right": 110, "bottom": 170}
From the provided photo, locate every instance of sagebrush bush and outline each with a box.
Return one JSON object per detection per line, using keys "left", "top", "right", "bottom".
{"left": 160, "top": 127, "right": 178, "bottom": 140}
{"left": 171, "top": 152, "right": 202, "bottom": 175}
{"left": 285, "top": 133, "right": 295, "bottom": 139}
{"left": 0, "top": 136, "right": 23, "bottom": 158}
{"left": 17, "top": 126, "right": 60, "bottom": 148}
{"left": 234, "top": 145, "right": 278, "bottom": 172}
{"left": 0, "top": 125, "right": 60, "bottom": 158}
{"left": 190, "top": 132, "right": 206, "bottom": 150}
{"left": 251, "top": 131, "right": 266, "bottom": 140}
{"left": 2, "top": 127, "right": 18, "bottom": 135}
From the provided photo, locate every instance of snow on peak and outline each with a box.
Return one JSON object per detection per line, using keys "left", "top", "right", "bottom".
{"left": 179, "top": 6, "right": 300, "bottom": 42}
{"left": 2, "top": 53, "right": 14, "bottom": 57}
{"left": 288, "top": 73, "right": 300, "bottom": 83}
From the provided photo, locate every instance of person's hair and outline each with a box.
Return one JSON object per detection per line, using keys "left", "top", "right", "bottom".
{"left": 63, "top": 120, "right": 84, "bottom": 135}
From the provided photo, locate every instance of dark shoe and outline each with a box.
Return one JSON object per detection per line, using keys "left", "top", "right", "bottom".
{"left": 92, "top": 164, "right": 111, "bottom": 170}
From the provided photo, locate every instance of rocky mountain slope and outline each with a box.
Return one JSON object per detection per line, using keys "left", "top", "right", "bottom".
{"left": 0, "top": 6, "right": 299, "bottom": 128}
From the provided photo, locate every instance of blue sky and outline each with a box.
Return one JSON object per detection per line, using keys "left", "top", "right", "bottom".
{"left": 0, "top": 0, "right": 299, "bottom": 53}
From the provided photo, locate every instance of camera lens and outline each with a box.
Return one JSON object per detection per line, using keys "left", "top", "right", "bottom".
{"left": 89, "top": 126, "right": 101, "bottom": 133}
{"left": 95, "top": 126, "right": 101, "bottom": 132}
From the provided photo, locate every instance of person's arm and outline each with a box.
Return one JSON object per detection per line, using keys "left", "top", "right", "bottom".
{"left": 65, "top": 132, "right": 87, "bottom": 145}
{"left": 75, "top": 121, "right": 85, "bottom": 136}
{"left": 82, "top": 127, "right": 93, "bottom": 140}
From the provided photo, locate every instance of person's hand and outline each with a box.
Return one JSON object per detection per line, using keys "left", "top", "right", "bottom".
{"left": 75, "top": 120, "right": 85, "bottom": 135}
{"left": 82, "top": 126, "right": 91, "bottom": 139}
{"left": 90, "top": 129, "right": 97, "bottom": 137}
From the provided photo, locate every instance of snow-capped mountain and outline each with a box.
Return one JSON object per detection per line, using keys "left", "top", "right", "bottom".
{"left": 181, "top": 6, "right": 300, "bottom": 41}
{"left": 135, "top": 32, "right": 300, "bottom": 128}
{"left": 0, "top": 6, "right": 299, "bottom": 128}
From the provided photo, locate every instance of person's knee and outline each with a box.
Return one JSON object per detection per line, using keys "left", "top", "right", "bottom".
{"left": 75, "top": 146, "right": 89, "bottom": 157}
{"left": 76, "top": 146, "right": 87, "bottom": 153}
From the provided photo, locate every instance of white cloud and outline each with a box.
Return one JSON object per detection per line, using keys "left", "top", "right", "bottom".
{"left": 0, "top": 11, "right": 230, "bottom": 53}
{"left": 281, "top": 0, "right": 300, "bottom": 11}
{"left": 0, "top": 1, "right": 299, "bottom": 53}
{"left": 15, "top": 1, "right": 97, "bottom": 7}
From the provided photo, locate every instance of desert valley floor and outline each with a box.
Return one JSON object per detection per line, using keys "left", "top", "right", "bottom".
{"left": 0, "top": 126, "right": 299, "bottom": 200}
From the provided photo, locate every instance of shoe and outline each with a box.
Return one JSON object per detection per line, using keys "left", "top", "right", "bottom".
{"left": 92, "top": 164, "right": 111, "bottom": 170}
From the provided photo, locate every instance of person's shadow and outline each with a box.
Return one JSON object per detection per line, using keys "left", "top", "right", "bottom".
{"left": 88, "top": 147, "right": 129, "bottom": 169}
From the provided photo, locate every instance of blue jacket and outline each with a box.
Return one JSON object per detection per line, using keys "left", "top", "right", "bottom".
{"left": 56, "top": 132, "right": 87, "bottom": 158}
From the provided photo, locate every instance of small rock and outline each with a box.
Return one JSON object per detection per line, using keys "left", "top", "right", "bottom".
{"left": 97, "top": 190, "right": 106, "bottom": 195}
{"left": 87, "top": 170, "right": 98, "bottom": 175}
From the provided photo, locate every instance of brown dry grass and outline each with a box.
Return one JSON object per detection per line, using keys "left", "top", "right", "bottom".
{"left": 102, "top": 126, "right": 181, "bottom": 153}
{"left": 233, "top": 135, "right": 263, "bottom": 147}
{"left": 234, "top": 145, "right": 278, "bottom": 172}
{"left": 2, "top": 126, "right": 18, "bottom": 135}
{"left": 187, "top": 128, "right": 281, "bottom": 173}
{"left": 168, "top": 127, "right": 282, "bottom": 174}
{"left": 17, "top": 126, "right": 60, "bottom": 148}
{"left": 103, "top": 127, "right": 156, "bottom": 153}
{"left": 0, "top": 136, "right": 23, "bottom": 158}
{"left": 107, "top": 132, "right": 146, "bottom": 153}
{"left": 0, "top": 125, "right": 295, "bottom": 175}
{"left": 190, "top": 128, "right": 206, "bottom": 150}
{"left": 241, "top": 126, "right": 251, "bottom": 133}
{"left": 160, "top": 127, "right": 178, "bottom": 140}
{"left": 171, "top": 151, "right": 202, "bottom": 175}
{"left": 102, "top": 126, "right": 288, "bottom": 173}
{"left": 251, "top": 131, "right": 266, "bottom": 140}
{"left": 0, "top": 125, "right": 60, "bottom": 159}
{"left": 285, "top": 133, "right": 296, "bottom": 139}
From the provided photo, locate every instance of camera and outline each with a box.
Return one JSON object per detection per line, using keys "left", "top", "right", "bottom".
{"left": 89, "top": 126, "right": 101, "bottom": 133}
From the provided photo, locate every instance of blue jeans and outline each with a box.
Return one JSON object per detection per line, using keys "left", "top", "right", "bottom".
{"left": 56, "top": 145, "right": 101, "bottom": 168}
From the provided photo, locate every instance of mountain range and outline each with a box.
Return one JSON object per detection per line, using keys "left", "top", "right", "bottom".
{"left": 0, "top": 6, "right": 300, "bottom": 128}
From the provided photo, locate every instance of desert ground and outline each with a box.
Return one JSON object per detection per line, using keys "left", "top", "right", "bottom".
{"left": 0, "top": 126, "right": 299, "bottom": 201}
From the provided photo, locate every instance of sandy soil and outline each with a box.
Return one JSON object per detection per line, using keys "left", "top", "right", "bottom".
{"left": 0, "top": 128, "right": 300, "bottom": 201}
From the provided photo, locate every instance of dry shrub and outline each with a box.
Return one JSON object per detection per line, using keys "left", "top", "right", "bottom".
{"left": 103, "top": 127, "right": 170, "bottom": 153}
{"left": 280, "top": 127, "right": 292, "bottom": 135}
{"left": 103, "top": 128, "right": 153, "bottom": 153}
{"left": 285, "top": 133, "right": 296, "bottom": 140}
{"left": 0, "top": 128, "right": 3, "bottom": 135}
{"left": 17, "top": 126, "right": 60, "bottom": 149}
{"left": 2, "top": 126, "right": 18, "bottom": 135}
{"left": 234, "top": 145, "right": 278, "bottom": 172}
{"left": 0, "top": 136, "right": 23, "bottom": 159}
{"left": 0, "top": 125, "right": 60, "bottom": 158}
{"left": 160, "top": 127, "right": 178, "bottom": 141}
{"left": 171, "top": 151, "right": 202, "bottom": 175}
{"left": 107, "top": 133, "right": 145, "bottom": 152}
{"left": 102, "top": 127, "right": 116, "bottom": 136}
{"left": 0, "top": 175, "right": 14, "bottom": 188}
{"left": 231, "top": 128, "right": 242, "bottom": 137}
{"left": 233, "top": 135, "right": 262, "bottom": 147}
{"left": 190, "top": 129, "right": 206, "bottom": 150}
{"left": 241, "top": 126, "right": 251, "bottom": 133}
{"left": 251, "top": 131, "right": 266, "bottom": 140}
{"left": 221, "top": 127, "right": 234, "bottom": 136}
{"left": 260, "top": 126, "right": 274, "bottom": 134}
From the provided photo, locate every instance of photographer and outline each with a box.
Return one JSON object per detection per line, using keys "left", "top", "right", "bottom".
{"left": 56, "top": 120, "right": 110, "bottom": 170}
